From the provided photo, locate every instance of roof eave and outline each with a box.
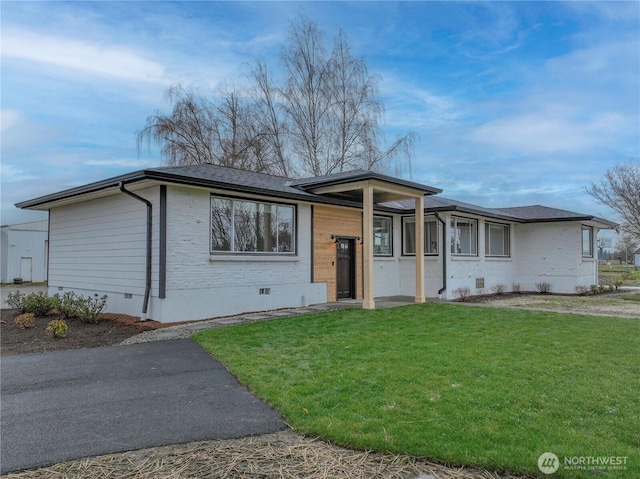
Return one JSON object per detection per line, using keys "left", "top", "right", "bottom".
{"left": 292, "top": 171, "right": 442, "bottom": 195}
{"left": 15, "top": 170, "right": 148, "bottom": 209}
{"left": 16, "top": 168, "right": 390, "bottom": 212}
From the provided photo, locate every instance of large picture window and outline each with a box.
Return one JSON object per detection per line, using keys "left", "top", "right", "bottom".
{"left": 450, "top": 216, "right": 477, "bottom": 256}
{"left": 582, "top": 225, "right": 593, "bottom": 257}
{"left": 211, "top": 196, "right": 295, "bottom": 253}
{"left": 373, "top": 216, "right": 392, "bottom": 256}
{"left": 485, "top": 222, "right": 510, "bottom": 257}
{"left": 403, "top": 217, "right": 439, "bottom": 255}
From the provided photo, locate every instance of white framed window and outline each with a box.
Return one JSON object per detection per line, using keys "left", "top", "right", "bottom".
{"left": 485, "top": 222, "right": 510, "bottom": 257}
{"left": 373, "top": 215, "right": 393, "bottom": 256}
{"left": 450, "top": 216, "right": 477, "bottom": 256}
{"left": 582, "top": 225, "right": 593, "bottom": 258}
{"left": 211, "top": 196, "right": 295, "bottom": 254}
{"left": 402, "top": 217, "right": 439, "bottom": 255}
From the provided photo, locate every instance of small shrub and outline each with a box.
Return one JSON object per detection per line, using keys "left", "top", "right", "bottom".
{"left": 535, "top": 282, "right": 552, "bottom": 294}
{"left": 6, "top": 291, "right": 25, "bottom": 310}
{"left": 52, "top": 291, "right": 80, "bottom": 319}
{"left": 14, "top": 312, "right": 36, "bottom": 329}
{"left": 614, "top": 279, "right": 623, "bottom": 290}
{"left": 491, "top": 284, "right": 507, "bottom": 295}
{"left": 75, "top": 294, "right": 108, "bottom": 323}
{"left": 590, "top": 284, "right": 599, "bottom": 295}
{"left": 22, "top": 292, "right": 55, "bottom": 317}
{"left": 46, "top": 319, "right": 68, "bottom": 338}
{"left": 452, "top": 286, "right": 471, "bottom": 301}
{"left": 511, "top": 282, "right": 521, "bottom": 294}
{"left": 575, "top": 285, "right": 590, "bottom": 296}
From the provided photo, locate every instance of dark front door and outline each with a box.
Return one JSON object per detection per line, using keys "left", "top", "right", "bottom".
{"left": 336, "top": 238, "right": 355, "bottom": 300}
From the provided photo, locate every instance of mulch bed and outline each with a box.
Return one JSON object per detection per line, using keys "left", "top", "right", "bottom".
{"left": 3, "top": 430, "right": 529, "bottom": 479}
{"left": 0, "top": 309, "right": 168, "bottom": 356}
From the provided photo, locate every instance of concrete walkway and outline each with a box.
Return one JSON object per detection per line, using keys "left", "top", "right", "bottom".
{"left": 123, "top": 296, "right": 420, "bottom": 344}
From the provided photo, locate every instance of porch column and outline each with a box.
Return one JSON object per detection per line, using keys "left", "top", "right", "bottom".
{"left": 415, "top": 195, "right": 425, "bottom": 303}
{"left": 363, "top": 183, "right": 375, "bottom": 309}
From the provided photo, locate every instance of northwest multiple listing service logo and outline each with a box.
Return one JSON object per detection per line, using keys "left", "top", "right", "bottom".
{"left": 538, "top": 452, "right": 629, "bottom": 475}
{"left": 538, "top": 453, "right": 560, "bottom": 474}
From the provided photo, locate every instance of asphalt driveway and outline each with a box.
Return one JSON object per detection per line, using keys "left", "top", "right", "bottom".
{"left": 1, "top": 339, "right": 286, "bottom": 474}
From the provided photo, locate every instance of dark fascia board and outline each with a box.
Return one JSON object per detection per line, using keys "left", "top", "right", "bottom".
{"left": 386, "top": 200, "right": 615, "bottom": 226}
{"left": 371, "top": 201, "right": 525, "bottom": 221}
{"left": 290, "top": 171, "right": 443, "bottom": 195}
{"left": 142, "top": 170, "right": 373, "bottom": 209}
{"left": 15, "top": 170, "right": 148, "bottom": 209}
{"left": 16, "top": 168, "right": 398, "bottom": 212}
{"left": 508, "top": 214, "right": 616, "bottom": 227}
{"left": 428, "top": 206, "right": 613, "bottom": 226}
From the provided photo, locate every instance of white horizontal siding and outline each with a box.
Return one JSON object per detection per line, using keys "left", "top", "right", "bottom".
{"left": 48, "top": 187, "right": 160, "bottom": 300}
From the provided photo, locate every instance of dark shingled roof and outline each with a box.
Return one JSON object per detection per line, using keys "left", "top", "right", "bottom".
{"left": 381, "top": 197, "right": 616, "bottom": 226}
{"left": 287, "top": 169, "right": 442, "bottom": 195}
{"left": 146, "top": 164, "right": 318, "bottom": 199}
{"left": 15, "top": 164, "right": 616, "bottom": 228}
{"left": 16, "top": 164, "right": 440, "bottom": 209}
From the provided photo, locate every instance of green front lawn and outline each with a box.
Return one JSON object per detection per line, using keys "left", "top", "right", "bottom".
{"left": 194, "top": 304, "right": 639, "bottom": 478}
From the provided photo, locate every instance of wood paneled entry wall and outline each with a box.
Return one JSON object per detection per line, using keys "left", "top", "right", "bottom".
{"left": 312, "top": 205, "right": 363, "bottom": 302}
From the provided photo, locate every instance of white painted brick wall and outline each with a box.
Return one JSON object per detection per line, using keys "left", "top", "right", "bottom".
{"left": 155, "top": 186, "right": 325, "bottom": 322}
{"left": 516, "top": 222, "right": 596, "bottom": 293}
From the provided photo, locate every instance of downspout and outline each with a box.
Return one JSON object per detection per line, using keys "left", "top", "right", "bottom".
{"left": 118, "top": 182, "right": 152, "bottom": 320}
{"left": 434, "top": 212, "right": 447, "bottom": 295}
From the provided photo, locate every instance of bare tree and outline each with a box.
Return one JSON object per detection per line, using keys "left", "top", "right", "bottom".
{"left": 587, "top": 161, "right": 640, "bottom": 240}
{"left": 280, "top": 17, "right": 415, "bottom": 176}
{"left": 138, "top": 85, "right": 277, "bottom": 173}
{"left": 138, "top": 15, "right": 416, "bottom": 178}
{"left": 248, "top": 60, "right": 291, "bottom": 177}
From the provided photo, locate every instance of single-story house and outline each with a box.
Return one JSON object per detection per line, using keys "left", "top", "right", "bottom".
{"left": 16, "top": 165, "right": 615, "bottom": 322}
{"left": 1, "top": 220, "right": 49, "bottom": 284}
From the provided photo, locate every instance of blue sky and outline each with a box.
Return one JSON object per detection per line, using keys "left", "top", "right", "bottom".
{"left": 2, "top": 1, "right": 638, "bottom": 232}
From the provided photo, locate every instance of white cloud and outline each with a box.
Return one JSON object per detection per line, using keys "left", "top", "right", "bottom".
{"left": 2, "top": 28, "right": 169, "bottom": 85}
{"left": 544, "top": 37, "right": 639, "bottom": 83}
{"left": 1, "top": 109, "right": 23, "bottom": 132}
{"left": 565, "top": 1, "right": 640, "bottom": 23}
{"left": 471, "top": 107, "right": 626, "bottom": 154}
{"left": 0, "top": 164, "right": 39, "bottom": 182}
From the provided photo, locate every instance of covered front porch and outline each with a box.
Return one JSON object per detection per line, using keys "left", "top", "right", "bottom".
{"left": 292, "top": 170, "right": 442, "bottom": 310}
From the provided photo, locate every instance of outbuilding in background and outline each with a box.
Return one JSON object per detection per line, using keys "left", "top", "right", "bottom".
{"left": 635, "top": 248, "right": 640, "bottom": 270}
{"left": 1, "top": 220, "right": 48, "bottom": 283}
